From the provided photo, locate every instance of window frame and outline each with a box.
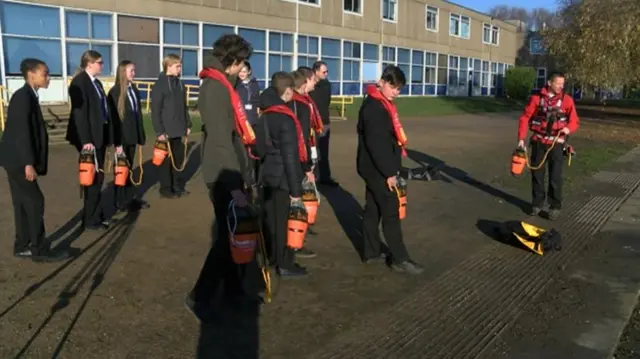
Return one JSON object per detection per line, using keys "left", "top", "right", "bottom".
{"left": 425, "top": 6, "right": 438, "bottom": 32}
{"left": 281, "top": 0, "right": 321, "bottom": 7}
{"left": 449, "top": 13, "right": 470, "bottom": 39}
{"left": 343, "top": 0, "right": 362, "bottom": 15}
{"left": 161, "top": 18, "right": 200, "bottom": 79}
{"left": 382, "top": 0, "right": 398, "bottom": 23}
{"left": 483, "top": 23, "right": 499, "bottom": 45}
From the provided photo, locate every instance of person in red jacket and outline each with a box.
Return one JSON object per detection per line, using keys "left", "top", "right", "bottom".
{"left": 517, "top": 71, "right": 580, "bottom": 220}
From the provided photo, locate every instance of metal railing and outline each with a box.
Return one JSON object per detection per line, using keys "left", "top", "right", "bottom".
{"left": 330, "top": 95, "right": 355, "bottom": 118}
{"left": 0, "top": 85, "right": 10, "bottom": 131}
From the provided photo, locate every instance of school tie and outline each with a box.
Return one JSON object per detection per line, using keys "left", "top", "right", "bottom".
{"left": 93, "top": 78, "right": 108, "bottom": 123}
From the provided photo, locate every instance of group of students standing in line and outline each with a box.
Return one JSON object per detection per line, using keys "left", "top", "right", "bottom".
{"left": 0, "top": 33, "right": 423, "bottom": 309}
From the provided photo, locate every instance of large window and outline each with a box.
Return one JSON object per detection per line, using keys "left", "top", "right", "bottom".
{"left": 397, "top": 48, "right": 410, "bottom": 95}
{"left": 239, "top": 28, "right": 266, "bottom": 88}
{"left": 268, "top": 31, "right": 293, "bottom": 76}
{"left": 341, "top": 41, "right": 360, "bottom": 95}
{"left": 382, "top": 46, "right": 395, "bottom": 70}
{"left": 162, "top": 21, "right": 199, "bottom": 78}
{"left": 382, "top": 0, "right": 397, "bottom": 21}
{"left": 481, "top": 60, "right": 490, "bottom": 95}
{"left": 425, "top": 52, "right": 437, "bottom": 95}
{"left": 298, "top": 35, "right": 319, "bottom": 68}
{"left": 426, "top": 6, "right": 438, "bottom": 32}
{"left": 202, "top": 24, "right": 234, "bottom": 48}
{"left": 449, "top": 13, "right": 470, "bottom": 39}
{"left": 471, "top": 58, "right": 481, "bottom": 95}
{"left": 483, "top": 24, "right": 499, "bottom": 45}
{"left": 117, "top": 15, "right": 160, "bottom": 78}
{"left": 362, "top": 43, "right": 378, "bottom": 93}
{"left": 410, "top": 50, "right": 423, "bottom": 95}
{"left": 320, "top": 37, "right": 341, "bottom": 87}
{"left": 65, "top": 11, "right": 114, "bottom": 75}
{"left": 530, "top": 38, "right": 545, "bottom": 55}
{"left": 344, "top": 0, "right": 361, "bottom": 14}
{"left": 0, "top": 2, "right": 63, "bottom": 76}
{"left": 437, "top": 53, "right": 447, "bottom": 95}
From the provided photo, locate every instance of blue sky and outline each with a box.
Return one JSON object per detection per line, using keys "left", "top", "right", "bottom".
{"left": 451, "top": 0, "right": 558, "bottom": 13}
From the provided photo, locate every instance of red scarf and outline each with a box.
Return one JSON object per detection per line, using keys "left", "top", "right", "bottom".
{"left": 291, "top": 92, "right": 324, "bottom": 146}
{"left": 262, "top": 104, "right": 308, "bottom": 163}
{"left": 198, "top": 68, "right": 256, "bottom": 146}
{"left": 365, "top": 85, "right": 408, "bottom": 156}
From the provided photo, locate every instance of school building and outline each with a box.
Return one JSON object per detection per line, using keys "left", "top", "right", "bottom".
{"left": 0, "top": 0, "right": 519, "bottom": 104}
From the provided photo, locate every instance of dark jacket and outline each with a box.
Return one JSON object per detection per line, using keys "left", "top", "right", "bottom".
{"left": 255, "top": 87, "right": 304, "bottom": 197}
{"left": 151, "top": 72, "right": 191, "bottom": 139}
{"left": 0, "top": 84, "right": 49, "bottom": 175}
{"left": 356, "top": 95, "right": 402, "bottom": 182}
{"left": 108, "top": 83, "right": 146, "bottom": 146}
{"left": 235, "top": 77, "right": 261, "bottom": 126}
{"left": 309, "top": 79, "right": 332, "bottom": 125}
{"left": 198, "top": 57, "right": 250, "bottom": 190}
{"left": 289, "top": 98, "right": 313, "bottom": 172}
{"left": 65, "top": 71, "right": 113, "bottom": 150}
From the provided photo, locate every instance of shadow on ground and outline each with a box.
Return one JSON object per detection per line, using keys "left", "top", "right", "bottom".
{"left": 317, "top": 184, "right": 365, "bottom": 259}
{"left": 1, "top": 142, "right": 203, "bottom": 358}
{"left": 406, "top": 148, "right": 529, "bottom": 213}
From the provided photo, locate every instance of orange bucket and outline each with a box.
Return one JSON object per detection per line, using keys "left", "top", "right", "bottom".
{"left": 78, "top": 150, "right": 96, "bottom": 187}
{"left": 511, "top": 148, "right": 527, "bottom": 177}
{"left": 152, "top": 140, "right": 168, "bottom": 166}
{"left": 114, "top": 154, "right": 130, "bottom": 187}
{"left": 395, "top": 176, "right": 407, "bottom": 220}
{"left": 228, "top": 203, "right": 259, "bottom": 265}
{"left": 287, "top": 204, "right": 308, "bottom": 249}
{"left": 301, "top": 183, "right": 319, "bottom": 225}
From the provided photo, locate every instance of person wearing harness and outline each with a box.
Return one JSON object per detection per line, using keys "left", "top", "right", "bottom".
{"left": 151, "top": 54, "right": 192, "bottom": 199}
{"left": 517, "top": 71, "right": 580, "bottom": 220}
{"left": 357, "top": 65, "right": 423, "bottom": 275}
{"left": 186, "top": 34, "right": 254, "bottom": 317}
{"left": 255, "top": 72, "right": 308, "bottom": 278}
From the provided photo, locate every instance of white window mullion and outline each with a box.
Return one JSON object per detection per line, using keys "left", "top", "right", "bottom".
{"left": 265, "top": 29, "right": 270, "bottom": 85}
{"left": 339, "top": 39, "right": 344, "bottom": 95}
{"left": 0, "top": 13, "right": 6, "bottom": 90}
{"left": 197, "top": 22, "right": 203, "bottom": 82}
{"left": 60, "top": 7, "right": 68, "bottom": 101}
{"left": 359, "top": 41, "right": 363, "bottom": 96}
{"left": 159, "top": 18, "right": 164, "bottom": 72}
{"left": 113, "top": 13, "right": 119, "bottom": 76}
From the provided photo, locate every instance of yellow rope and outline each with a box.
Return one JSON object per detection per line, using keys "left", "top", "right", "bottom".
{"left": 129, "top": 145, "right": 144, "bottom": 186}
{"left": 166, "top": 137, "right": 188, "bottom": 172}
{"left": 523, "top": 136, "right": 572, "bottom": 170}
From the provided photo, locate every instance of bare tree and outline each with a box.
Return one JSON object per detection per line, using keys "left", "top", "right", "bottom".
{"left": 488, "top": 5, "right": 556, "bottom": 30}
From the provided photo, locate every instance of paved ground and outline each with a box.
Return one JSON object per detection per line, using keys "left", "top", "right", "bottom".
{"left": 0, "top": 112, "right": 638, "bottom": 358}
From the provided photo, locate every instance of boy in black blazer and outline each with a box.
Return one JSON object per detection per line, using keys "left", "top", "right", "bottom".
{"left": 0, "top": 58, "right": 69, "bottom": 262}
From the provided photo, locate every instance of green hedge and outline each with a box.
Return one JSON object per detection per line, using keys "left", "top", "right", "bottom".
{"left": 505, "top": 67, "right": 536, "bottom": 101}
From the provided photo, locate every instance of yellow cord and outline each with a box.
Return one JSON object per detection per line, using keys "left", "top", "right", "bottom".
{"left": 166, "top": 137, "right": 188, "bottom": 172}
{"left": 129, "top": 145, "right": 144, "bottom": 186}
{"left": 524, "top": 136, "right": 572, "bottom": 170}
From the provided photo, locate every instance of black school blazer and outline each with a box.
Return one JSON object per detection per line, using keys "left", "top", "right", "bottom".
{"left": 108, "top": 83, "right": 146, "bottom": 146}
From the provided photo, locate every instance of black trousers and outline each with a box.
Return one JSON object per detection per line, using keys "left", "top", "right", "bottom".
{"left": 262, "top": 186, "right": 295, "bottom": 270}
{"left": 6, "top": 168, "right": 47, "bottom": 254}
{"left": 81, "top": 146, "right": 106, "bottom": 227}
{"left": 115, "top": 145, "right": 139, "bottom": 208}
{"left": 159, "top": 137, "right": 185, "bottom": 194}
{"left": 362, "top": 178, "right": 409, "bottom": 263}
{"left": 191, "top": 182, "right": 261, "bottom": 302}
{"left": 530, "top": 140, "right": 565, "bottom": 209}
{"left": 316, "top": 128, "right": 332, "bottom": 181}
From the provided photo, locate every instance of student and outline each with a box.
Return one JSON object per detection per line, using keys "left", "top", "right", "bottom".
{"left": 108, "top": 60, "right": 149, "bottom": 211}
{"left": 357, "top": 65, "right": 423, "bottom": 275}
{"left": 290, "top": 67, "right": 323, "bottom": 255}
{"left": 187, "top": 34, "right": 253, "bottom": 315}
{"left": 66, "top": 50, "right": 118, "bottom": 231}
{"left": 235, "top": 61, "right": 261, "bottom": 184}
{"left": 0, "top": 58, "right": 69, "bottom": 262}
{"left": 151, "top": 54, "right": 192, "bottom": 199}
{"left": 256, "top": 71, "right": 308, "bottom": 278}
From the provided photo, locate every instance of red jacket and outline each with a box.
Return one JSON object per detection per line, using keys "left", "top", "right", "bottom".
{"left": 518, "top": 86, "right": 580, "bottom": 144}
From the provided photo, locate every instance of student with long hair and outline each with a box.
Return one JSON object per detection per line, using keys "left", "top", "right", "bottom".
{"left": 186, "top": 34, "right": 253, "bottom": 316}
{"left": 66, "top": 50, "right": 119, "bottom": 231}
{"left": 0, "top": 58, "right": 69, "bottom": 262}
{"left": 151, "top": 54, "right": 191, "bottom": 199}
{"left": 108, "top": 60, "right": 149, "bottom": 211}
{"left": 235, "top": 61, "right": 261, "bottom": 183}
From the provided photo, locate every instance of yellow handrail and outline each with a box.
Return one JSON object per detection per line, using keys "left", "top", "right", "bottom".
{"left": 0, "top": 85, "right": 10, "bottom": 132}
{"left": 330, "top": 96, "right": 355, "bottom": 118}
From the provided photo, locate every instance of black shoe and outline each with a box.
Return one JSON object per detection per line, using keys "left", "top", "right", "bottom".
{"left": 362, "top": 253, "right": 387, "bottom": 264}
{"left": 32, "top": 249, "right": 70, "bottom": 263}
{"left": 546, "top": 208, "right": 561, "bottom": 221}
{"left": 14, "top": 249, "right": 33, "bottom": 259}
{"left": 159, "top": 190, "right": 178, "bottom": 199}
{"left": 131, "top": 198, "right": 150, "bottom": 210}
{"left": 391, "top": 260, "right": 424, "bottom": 275}
{"left": 529, "top": 206, "right": 542, "bottom": 216}
{"left": 277, "top": 264, "right": 308, "bottom": 278}
{"left": 319, "top": 178, "right": 339, "bottom": 187}
{"left": 295, "top": 247, "right": 317, "bottom": 258}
